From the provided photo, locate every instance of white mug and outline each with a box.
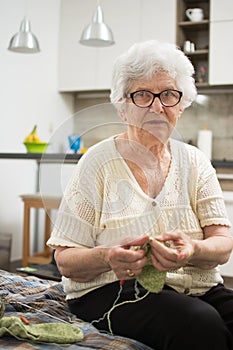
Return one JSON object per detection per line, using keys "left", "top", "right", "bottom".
{"left": 186, "top": 8, "right": 204, "bottom": 22}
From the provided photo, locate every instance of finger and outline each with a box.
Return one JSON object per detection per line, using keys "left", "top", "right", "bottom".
{"left": 156, "top": 231, "right": 184, "bottom": 243}
{"left": 152, "top": 249, "right": 179, "bottom": 267}
{"left": 150, "top": 240, "right": 180, "bottom": 266}
{"left": 151, "top": 238, "right": 178, "bottom": 257}
{"left": 102, "top": 235, "right": 149, "bottom": 250}
{"left": 122, "top": 235, "right": 149, "bottom": 249}
{"left": 177, "top": 247, "right": 192, "bottom": 261}
{"left": 151, "top": 251, "right": 187, "bottom": 270}
{"left": 150, "top": 254, "right": 169, "bottom": 271}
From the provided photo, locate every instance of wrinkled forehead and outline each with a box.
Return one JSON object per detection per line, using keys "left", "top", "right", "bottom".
{"left": 127, "top": 72, "right": 178, "bottom": 92}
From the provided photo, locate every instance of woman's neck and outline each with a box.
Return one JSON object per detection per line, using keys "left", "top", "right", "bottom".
{"left": 115, "top": 132, "right": 171, "bottom": 169}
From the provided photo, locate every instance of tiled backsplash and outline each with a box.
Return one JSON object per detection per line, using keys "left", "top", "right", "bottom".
{"left": 74, "top": 92, "right": 233, "bottom": 160}
{"left": 178, "top": 92, "right": 233, "bottom": 160}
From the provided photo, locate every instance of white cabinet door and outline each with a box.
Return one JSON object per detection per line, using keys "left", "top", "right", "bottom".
{"left": 95, "top": 0, "right": 141, "bottom": 90}
{"left": 58, "top": 0, "right": 97, "bottom": 91}
{"left": 209, "top": 21, "right": 233, "bottom": 85}
{"left": 140, "top": 0, "right": 176, "bottom": 43}
{"left": 209, "top": 0, "right": 233, "bottom": 85}
{"left": 58, "top": 0, "right": 142, "bottom": 91}
{"left": 58, "top": 0, "right": 176, "bottom": 92}
{"left": 96, "top": 0, "right": 176, "bottom": 89}
{"left": 210, "top": 0, "right": 233, "bottom": 21}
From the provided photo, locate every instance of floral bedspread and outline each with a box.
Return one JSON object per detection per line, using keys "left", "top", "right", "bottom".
{"left": 0, "top": 269, "right": 152, "bottom": 350}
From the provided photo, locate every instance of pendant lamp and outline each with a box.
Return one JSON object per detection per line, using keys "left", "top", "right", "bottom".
{"left": 8, "top": 16, "right": 40, "bottom": 53}
{"left": 79, "top": 4, "right": 115, "bottom": 47}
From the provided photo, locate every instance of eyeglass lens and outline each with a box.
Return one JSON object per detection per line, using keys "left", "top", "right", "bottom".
{"left": 131, "top": 90, "right": 181, "bottom": 107}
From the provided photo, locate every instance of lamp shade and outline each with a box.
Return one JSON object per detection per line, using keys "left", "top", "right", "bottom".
{"left": 8, "top": 17, "right": 40, "bottom": 53}
{"left": 79, "top": 5, "right": 115, "bottom": 47}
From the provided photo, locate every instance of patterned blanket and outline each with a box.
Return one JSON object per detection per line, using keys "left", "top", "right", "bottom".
{"left": 0, "top": 269, "right": 152, "bottom": 349}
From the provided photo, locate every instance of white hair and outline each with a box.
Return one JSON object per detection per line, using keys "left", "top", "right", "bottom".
{"left": 110, "top": 40, "right": 197, "bottom": 110}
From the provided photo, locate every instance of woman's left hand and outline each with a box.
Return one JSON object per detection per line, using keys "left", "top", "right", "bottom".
{"left": 149, "top": 230, "right": 194, "bottom": 271}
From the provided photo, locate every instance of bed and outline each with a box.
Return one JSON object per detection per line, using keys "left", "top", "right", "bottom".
{"left": 0, "top": 269, "right": 153, "bottom": 349}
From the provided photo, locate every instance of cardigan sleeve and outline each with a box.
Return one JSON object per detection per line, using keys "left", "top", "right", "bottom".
{"left": 47, "top": 151, "right": 103, "bottom": 249}
{"left": 195, "top": 150, "right": 231, "bottom": 228}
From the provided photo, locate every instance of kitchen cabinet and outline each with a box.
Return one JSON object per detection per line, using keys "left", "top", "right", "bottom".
{"left": 209, "top": 0, "right": 233, "bottom": 85}
{"left": 176, "top": 0, "right": 210, "bottom": 87}
{"left": 176, "top": 0, "right": 233, "bottom": 87}
{"left": 58, "top": 0, "right": 176, "bottom": 92}
{"left": 209, "top": 21, "right": 233, "bottom": 85}
{"left": 210, "top": 0, "right": 233, "bottom": 22}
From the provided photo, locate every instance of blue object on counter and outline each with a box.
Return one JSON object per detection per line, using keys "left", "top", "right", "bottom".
{"left": 68, "top": 134, "right": 81, "bottom": 153}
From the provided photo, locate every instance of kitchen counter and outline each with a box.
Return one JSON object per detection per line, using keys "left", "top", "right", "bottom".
{"left": 0, "top": 153, "right": 232, "bottom": 167}
{"left": 0, "top": 153, "right": 232, "bottom": 191}
{"left": 212, "top": 159, "right": 233, "bottom": 170}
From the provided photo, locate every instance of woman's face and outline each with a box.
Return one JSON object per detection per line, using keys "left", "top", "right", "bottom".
{"left": 122, "top": 72, "right": 183, "bottom": 147}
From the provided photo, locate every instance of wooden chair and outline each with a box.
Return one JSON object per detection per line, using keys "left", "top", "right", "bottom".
{"left": 20, "top": 194, "right": 61, "bottom": 267}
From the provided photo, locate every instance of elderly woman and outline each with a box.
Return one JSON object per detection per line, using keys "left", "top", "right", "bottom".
{"left": 47, "top": 40, "right": 233, "bottom": 350}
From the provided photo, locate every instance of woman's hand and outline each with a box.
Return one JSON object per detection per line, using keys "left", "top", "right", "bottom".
{"left": 149, "top": 230, "right": 195, "bottom": 271}
{"left": 107, "top": 235, "right": 149, "bottom": 280}
{"left": 55, "top": 235, "right": 149, "bottom": 282}
{"left": 150, "top": 225, "right": 233, "bottom": 271}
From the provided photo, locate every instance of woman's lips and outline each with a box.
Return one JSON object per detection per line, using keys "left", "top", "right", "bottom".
{"left": 142, "top": 119, "right": 168, "bottom": 128}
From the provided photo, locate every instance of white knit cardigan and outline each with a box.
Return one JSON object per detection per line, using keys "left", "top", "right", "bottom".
{"left": 47, "top": 137, "right": 231, "bottom": 299}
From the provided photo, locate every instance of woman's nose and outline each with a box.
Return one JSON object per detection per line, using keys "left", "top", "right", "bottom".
{"left": 149, "top": 97, "right": 164, "bottom": 113}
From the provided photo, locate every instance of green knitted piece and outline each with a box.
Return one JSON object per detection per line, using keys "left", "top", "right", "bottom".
{"left": 137, "top": 241, "right": 166, "bottom": 293}
{"left": 0, "top": 316, "right": 84, "bottom": 345}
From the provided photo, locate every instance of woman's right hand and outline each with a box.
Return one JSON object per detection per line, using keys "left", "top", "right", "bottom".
{"left": 55, "top": 235, "right": 149, "bottom": 282}
{"left": 107, "top": 235, "right": 149, "bottom": 281}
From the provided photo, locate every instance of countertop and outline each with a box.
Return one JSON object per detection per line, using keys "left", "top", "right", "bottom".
{"left": 0, "top": 152, "right": 82, "bottom": 163}
{"left": 0, "top": 153, "right": 232, "bottom": 168}
{"left": 212, "top": 159, "right": 233, "bottom": 169}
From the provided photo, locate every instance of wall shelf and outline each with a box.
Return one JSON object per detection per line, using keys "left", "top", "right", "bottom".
{"left": 176, "top": 0, "right": 210, "bottom": 85}
{"left": 184, "top": 49, "right": 208, "bottom": 57}
{"left": 178, "top": 19, "right": 209, "bottom": 28}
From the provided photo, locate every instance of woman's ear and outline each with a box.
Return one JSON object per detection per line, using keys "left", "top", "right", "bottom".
{"left": 178, "top": 108, "right": 184, "bottom": 119}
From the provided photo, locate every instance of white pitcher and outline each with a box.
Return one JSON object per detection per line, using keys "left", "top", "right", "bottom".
{"left": 186, "top": 8, "right": 204, "bottom": 22}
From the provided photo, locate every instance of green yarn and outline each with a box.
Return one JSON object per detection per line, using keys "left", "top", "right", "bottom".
{"left": 137, "top": 240, "right": 166, "bottom": 293}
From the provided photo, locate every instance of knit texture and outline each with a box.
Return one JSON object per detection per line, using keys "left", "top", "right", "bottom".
{"left": 48, "top": 136, "right": 231, "bottom": 298}
{"left": 137, "top": 241, "right": 166, "bottom": 293}
{"left": 0, "top": 316, "right": 83, "bottom": 345}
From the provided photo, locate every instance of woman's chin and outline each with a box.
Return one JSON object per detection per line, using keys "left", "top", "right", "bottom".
{"left": 139, "top": 127, "right": 170, "bottom": 145}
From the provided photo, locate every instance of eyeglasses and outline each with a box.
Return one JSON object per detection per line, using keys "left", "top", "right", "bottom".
{"left": 127, "top": 89, "right": 183, "bottom": 108}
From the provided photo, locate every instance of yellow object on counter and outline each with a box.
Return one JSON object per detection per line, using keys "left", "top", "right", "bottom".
{"left": 79, "top": 148, "right": 89, "bottom": 154}
{"left": 24, "top": 125, "right": 42, "bottom": 143}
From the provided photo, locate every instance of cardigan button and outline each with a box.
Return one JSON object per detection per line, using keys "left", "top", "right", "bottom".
{"left": 152, "top": 201, "right": 156, "bottom": 207}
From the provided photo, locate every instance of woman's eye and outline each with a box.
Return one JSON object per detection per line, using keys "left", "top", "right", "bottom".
{"left": 138, "top": 91, "right": 152, "bottom": 98}
{"left": 138, "top": 91, "right": 147, "bottom": 97}
{"left": 163, "top": 90, "right": 172, "bottom": 97}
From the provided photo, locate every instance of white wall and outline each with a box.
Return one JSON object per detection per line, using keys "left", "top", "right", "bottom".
{"left": 0, "top": 0, "right": 74, "bottom": 261}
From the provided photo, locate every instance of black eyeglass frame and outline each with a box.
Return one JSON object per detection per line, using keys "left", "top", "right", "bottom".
{"left": 127, "top": 89, "right": 183, "bottom": 108}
